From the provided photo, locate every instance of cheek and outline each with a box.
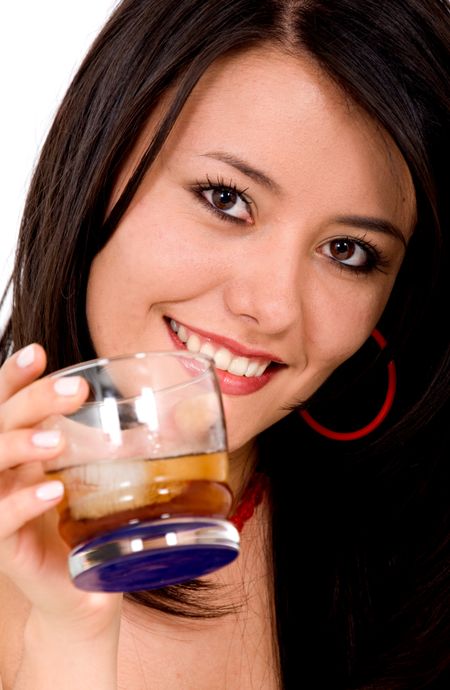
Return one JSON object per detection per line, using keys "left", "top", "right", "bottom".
{"left": 86, "top": 200, "right": 224, "bottom": 327}
{"left": 126, "top": 194, "right": 225, "bottom": 275}
{"left": 301, "top": 276, "right": 394, "bottom": 370}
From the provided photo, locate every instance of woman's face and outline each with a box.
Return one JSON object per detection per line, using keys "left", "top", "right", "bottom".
{"left": 86, "top": 47, "right": 415, "bottom": 452}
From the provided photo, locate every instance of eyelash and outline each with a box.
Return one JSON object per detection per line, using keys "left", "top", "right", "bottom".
{"left": 325, "top": 236, "right": 390, "bottom": 276}
{"left": 191, "top": 175, "right": 252, "bottom": 226}
{"left": 190, "top": 177, "right": 389, "bottom": 275}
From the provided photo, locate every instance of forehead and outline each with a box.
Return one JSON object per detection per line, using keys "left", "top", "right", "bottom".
{"left": 116, "top": 46, "right": 416, "bottom": 240}
{"left": 158, "top": 46, "right": 415, "bottom": 234}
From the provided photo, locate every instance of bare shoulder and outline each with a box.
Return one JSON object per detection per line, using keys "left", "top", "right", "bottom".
{"left": 0, "top": 575, "right": 30, "bottom": 688}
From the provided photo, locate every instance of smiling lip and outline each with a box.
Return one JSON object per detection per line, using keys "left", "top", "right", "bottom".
{"left": 212, "top": 365, "right": 280, "bottom": 395}
{"left": 164, "top": 317, "right": 285, "bottom": 395}
{"left": 165, "top": 316, "right": 284, "bottom": 362}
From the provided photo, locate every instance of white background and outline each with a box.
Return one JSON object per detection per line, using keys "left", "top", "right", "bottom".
{"left": 0, "top": 1, "right": 117, "bottom": 325}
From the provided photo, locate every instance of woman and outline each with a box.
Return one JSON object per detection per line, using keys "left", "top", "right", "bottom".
{"left": 0, "top": 1, "right": 448, "bottom": 688}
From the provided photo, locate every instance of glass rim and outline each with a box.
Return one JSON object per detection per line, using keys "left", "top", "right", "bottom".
{"left": 49, "top": 350, "right": 215, "bottom": 380}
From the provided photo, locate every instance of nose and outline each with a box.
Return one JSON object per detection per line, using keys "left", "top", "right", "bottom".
{"left": 223, "top": 232, "right": 304, "bottom": 335}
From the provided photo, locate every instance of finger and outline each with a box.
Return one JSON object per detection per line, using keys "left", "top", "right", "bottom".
{"left": 0, "top": 429, "right": 65, "bottom": 473}
{"left": 0, "top": 480, "right": 64, "bottom": 544}
{"left": 0, "top": 344, "right": 47, "bottom": 404}
{"left": 0, "top": 375, "right": 90, "bottom": 432}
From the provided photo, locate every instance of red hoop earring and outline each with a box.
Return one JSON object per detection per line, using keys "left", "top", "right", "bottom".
{"left": 299, "top": 329, "right": 396, "bottom": 441}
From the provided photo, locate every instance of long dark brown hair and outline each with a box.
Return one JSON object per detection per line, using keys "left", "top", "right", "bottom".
{"left": 1, "top": 1, "right": 449, "bottom": 688}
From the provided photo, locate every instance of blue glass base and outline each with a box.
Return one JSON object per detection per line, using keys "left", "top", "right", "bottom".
{"left": 68, "top": 518, "right": 240, "bottom": 592}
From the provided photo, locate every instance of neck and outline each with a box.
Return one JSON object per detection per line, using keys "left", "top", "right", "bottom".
{"left": 228, "top": 439, "right": 259, "bottom": 505}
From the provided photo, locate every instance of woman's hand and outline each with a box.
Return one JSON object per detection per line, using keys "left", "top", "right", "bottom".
{"left": 0, "top": 343, "right": 122, "bottom": 639}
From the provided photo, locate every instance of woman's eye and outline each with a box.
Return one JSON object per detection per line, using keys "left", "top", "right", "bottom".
{"left": 320, "top": 238, "right": 374, "bottom": 269}
{"left": 201, "top": 186, "right": 252, "bottom": 223}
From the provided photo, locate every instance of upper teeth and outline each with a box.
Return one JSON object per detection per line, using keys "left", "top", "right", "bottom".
{"left": 169, "top": 319, "right": 270, "bottom": 378}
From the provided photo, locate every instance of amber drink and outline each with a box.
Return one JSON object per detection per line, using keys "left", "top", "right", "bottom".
{"left": 42, "top": 352, "right": 239, "bottom": 592}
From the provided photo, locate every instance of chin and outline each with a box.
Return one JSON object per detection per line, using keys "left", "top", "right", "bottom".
{"left": 226, "top": 420, "right": 269, "bottom": 454}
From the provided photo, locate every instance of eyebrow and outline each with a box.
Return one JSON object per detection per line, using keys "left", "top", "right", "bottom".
{"left": 200, "top": 151, "right": 408, "bottom": 245}
{"left": 334, "top": 215, "right": 408, "bottom": 246}
{"left": 200, "top": 151, "right": 281, "bottom": 193}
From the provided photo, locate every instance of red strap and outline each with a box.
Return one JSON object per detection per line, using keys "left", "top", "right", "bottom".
{"left": 229, "top": 472, "right": 267, "bottom": 532}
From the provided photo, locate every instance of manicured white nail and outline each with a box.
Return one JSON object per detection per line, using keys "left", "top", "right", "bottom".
{"left": 54, "top": 376, "right": 81, "bottom": 396}
{"left": 17, "top": 345, "right": 35, "bottom": 368}
{"left": 35, "top": 481, "right": 64, "bottom": 501}
{"left": 32, "top": 431, "right": 61, "bottom": 448}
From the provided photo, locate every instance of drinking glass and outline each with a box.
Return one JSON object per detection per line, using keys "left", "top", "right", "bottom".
{"left": 41, "top": 351, "right": 239, "bottom": 592}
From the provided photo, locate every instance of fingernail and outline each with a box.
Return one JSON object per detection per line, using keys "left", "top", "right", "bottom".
{"left": 32, "top": 431, "right": 62, "bottom": 448}
{"left": 17, "top": 345, "right": 35, "bottom": 368}
{"left": 35, "top": 481, "right": 64, "bottom": 501}
{"left": 54, "top": 376, "right": 81, "bottom": 396}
